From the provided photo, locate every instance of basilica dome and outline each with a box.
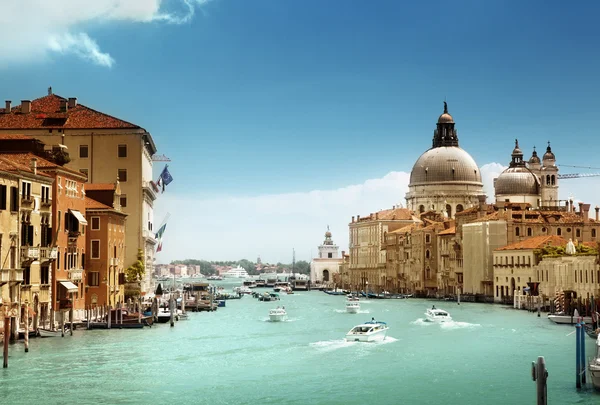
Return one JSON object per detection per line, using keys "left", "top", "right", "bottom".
{"left": 409, "top": 147, "right": 482, "bottom": 185}
{"left": 494, "top": 139, "right": 540, "bottom": 197}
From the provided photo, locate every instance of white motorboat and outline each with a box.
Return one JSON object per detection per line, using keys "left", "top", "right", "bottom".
{"left": 177, "top": 310, "right": 189, "bottom": 320}
{"left": 345, "top": 320, "right": 388, "bottom": 342}
{"left": 156, "top": 307, "right": 172, "bottom": 323}
{"left": 425, "top": 307, "right": 452, "bottom": 323}
{"left": 346, "top": 301, "right": 360, "bottom": 314}
{"left": 547, "top": 312, "right": 592, "bottom": 325}
{"left": 347, "top": 295, "right": 360, "bottom": 302}
{"left": 269, "top": 307, "right": 288, "bottom": 322}
{"left": 589, "top": 335, "right": 600, "bottom": 390}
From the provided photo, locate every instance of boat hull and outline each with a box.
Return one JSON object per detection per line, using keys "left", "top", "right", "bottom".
{"left": 425, "top": 314, "right": 453, "bottom": 323}
{"left": 38, "top": 328, "right": 64, "bottom": 338}
{"left": 345, "top": 328, "right": 387, "bottom": 342}
{"left": 590, "top": 365, "right": 600, "bottom": 390}
{"left": 547, "top": 314, "right": 592, "bottom": 325}
{"left": 346, "top": 305, "right": 360, "bottom": 314}
{"left": 269, "top": 314, "right": 287, "bottom": 322}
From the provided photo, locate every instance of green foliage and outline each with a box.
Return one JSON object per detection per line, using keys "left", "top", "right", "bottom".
{"left": 170, "top": 258, "right": 312, "bottom": 275}
{"left": 534, "top": 243, "right": 598, "bottom": 258}
{"left": 126, "top": 249, "right": 145, "bottom": 282}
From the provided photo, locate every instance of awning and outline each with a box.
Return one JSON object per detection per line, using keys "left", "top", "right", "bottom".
{"left": 69, "top": 209, "right": 88, "bottom": 226}
{"left": 59, "top": 281, "right": 79, "bottom": 293}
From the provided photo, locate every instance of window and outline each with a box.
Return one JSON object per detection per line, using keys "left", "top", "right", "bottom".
{"left": 91, "top": 217, "right": 100, "bottom": 230}
{"left": 425, "top": 234, "right": 431, "bottom": 243}
{"left": 80, "top": 145, "right": 89, "bottom": 158}
{"left": 118, "top": 145, "right": 127, "bottom": 158}
{"left": 0, "top": 185, "right": 6, "bottom": 210}
{"left": 80, "top": 169, "right": 88, "bottom": 178}
{"left": 120, "top": 195, "right": 127, "bottom": 208}
{"left": 9, "top": 186, "right": 18, "bottom": 211}
{"left": 89, "top": 272, "right": 100, "bottom": 286}
{"left": 118, "top": 169, "right": 127, "bottom": 182}
{"left": 41, "top": 266, "right": 49, "bottom": 285}
{"left": 91, "top": 240, "right": 100, "bottom": 259}
{"left": 118, "top": 273, "right": 126, "bottom": 285}
{"left": 515, "top": 227, "right": 520, "bottom": 237}
{"left": 593, "top": 229, "right": 597, "bottom": 238}
{"left": 327, "top": 252, "right": 332, "bottom": 258}
{"left": 557, "top": 228, "right": 562, "bottom": 236}
{"left": 21, "top": 181, "right": 31, "bottom": 199}
{"left": 41, "top": 185, "right": 50, "bottom": 203}
{"left": 576, "top": 229, "right": 581, "bottom": 238}
{"left": 426, "top": 250, "right": 430, "bottom": 259}
{"left": 23, "top": 267, "right": 31, "bottom": 285}
{"left": 527, "top": 228, "right": 532, "bottom": 237}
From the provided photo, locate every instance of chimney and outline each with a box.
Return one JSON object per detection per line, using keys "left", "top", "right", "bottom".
{"left": 351, "top": 216, "right": 355, "bottom": 223}
{"left": 59, "top": 99, "right": 68, "bottom": 112}
{"left": 68, "top": 97, "right": 77, "bottom": 109}
{"left": 21, "top": 100, "right": 31, "bottom": 114}
{"left": 507, "top": 205, "right": 513, "bottom": 223}
{"left": 578, "top": 202, "right": 584, "bottom": 217}
{"left": 4, "top": 100, "right": 10, "bottom": 113}
{"left": 31, "top": 158, "right": 37, "bottom": 175}
{"left": 357, "top": 215, "right": 360, "bottom": 221}
{"left": 569, "top": 198, "right": 574, "bottom": 213}
{"left": 375, "top": 212, "right": 379, "bottom": 220}
{"left": 595, "top": 206, "right": 599, "bottom": 221}
{"left": 583, "top": 204, "right": 591, "bottom": 222}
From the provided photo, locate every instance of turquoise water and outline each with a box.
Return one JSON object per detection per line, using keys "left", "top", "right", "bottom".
{"left": 1, "top": 288, "right": 598, "bottom": 405}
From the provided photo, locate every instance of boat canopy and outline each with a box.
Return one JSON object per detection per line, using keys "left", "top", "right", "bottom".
{"left": 364, "top": 321, "right": 386, "bottom": 325}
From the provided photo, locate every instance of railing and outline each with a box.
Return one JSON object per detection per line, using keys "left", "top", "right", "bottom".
{"left": 0, "top": 269, "right": 10, "bottom": 284}
{"left": 58, "top": 299, "right": 72, "bottom": 310}
{"left": 11, "top": 269, "right": 23, "bottom": 283}
{"left": 142, "top": 181, "right": 158, "bottom": 199}
{"left": 20, "top": 246, "right": 39, "bottom": 262}
{"left": 40, "top": 247, "right": 58, "bottom": 261}
{"left": 40, "top": 199, "right": 52, "bottom": 208}
{"left": 143, "top": 230, "right": 156, "bottom": 240}
{"left": 68, "top": 231, "right": 81, "bottom": 238}
{"left": 110, "top": 257, "right": 120, "bottom": 266}
{"left": 21, "top": 195, "right": 34, "bottom": 205}
{"left": 68, "top": 268, "right": 83, "bottom": 281}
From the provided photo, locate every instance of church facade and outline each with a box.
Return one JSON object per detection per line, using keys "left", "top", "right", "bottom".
{"left": 309, "top": 228, "right": 343, "bottom": 285}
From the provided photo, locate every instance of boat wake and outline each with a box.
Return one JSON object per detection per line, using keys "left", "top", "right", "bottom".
{"left": 310, "top": 336, "right": 398, "bottom": 351}
{"left": 440, "top": 321, "right": 481, "bottom": 330}
{"left": 412, "top": 318, "right": 433, "bottom": 326}
{"left": 357, "top": 309, "right": 370, "bottom": 314}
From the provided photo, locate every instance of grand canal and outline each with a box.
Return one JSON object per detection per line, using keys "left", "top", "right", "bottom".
{"left": 1, "top": 287, "right": 598, "bottom": 404}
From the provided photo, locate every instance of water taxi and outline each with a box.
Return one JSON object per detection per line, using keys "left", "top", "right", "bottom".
{"left": 425, "top": 307, "right": 452, "bottom": 323}
{"left": 269, "top": 307, "right": 288, "bottom": 322}
{"left": 346, "top": 301, "right": 360, "bottom": 314}
{"left": 345, "top": 319, "right": 388, "bottom": 342}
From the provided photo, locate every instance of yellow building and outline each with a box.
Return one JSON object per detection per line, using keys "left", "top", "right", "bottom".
{"left": 0, "top": 92, "right": 159, "bottom": 293}
{"left": 0, "top": 152, "right": 54, "bottom": 337}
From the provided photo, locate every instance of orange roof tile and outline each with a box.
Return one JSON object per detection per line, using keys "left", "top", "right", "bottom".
{"left": 496, "top": 235, "right": 568, "bottom": 251}
{"left": 0, "top": 134, "right": 34, "bottom": 140}
{"left": 358, "top": 207, "right": 415, "bottom": 222}
{"left": 390, "top": 223, "right": 417, "bottom": 234}
{"left": 85, "top": 197, "right": 112, "bottom": 210}
{"left": 0, "top": 94, "right": 140, "bottom": 130}
{"left": 85, "top": 183, "right": 116, "bottom": 191}
{"left": 0, "top": 152, "right": 83, "bottom": 178}
{"left": 0, "top": 154, "right": 53, "bottom": 178}
{"left": 438, "top": 226, "right": 456, "bottom": 235}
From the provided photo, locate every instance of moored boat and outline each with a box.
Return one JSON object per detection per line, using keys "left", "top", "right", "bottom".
{"left": 547, "top": 312, "right": 592, "bottom": 325}
{"left": 345, "top": 319, "right": 388, "bottom": 342}
{"left": 38, "top": 328, "right": 67, "bottom": 337}
{"left": 589, "top": 335, "right": 600, "bottom": 390}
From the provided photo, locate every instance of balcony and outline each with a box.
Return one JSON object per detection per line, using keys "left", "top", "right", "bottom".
{"left": 40, "top": 247, "right": 58, "bottom": 262}
{"left": 110, "top": 257, "right": 120, "bottom": 267}
{"left": 10, "top": 269, "right": 23, "bottom": 283}
{"left": 21, "top": 195, "right": 34, "bottom": 206}
{"left": 68, "top": 268, "right": 83, "bottom": 281}
{"left": 0, "top": 269, "right": 10, "bottom": 284}
{"left": 40, "top": 199, "right": 52, "bottom": 210}
{"left": 143, "top": 230, "right": 157, "bottom": 245}
{"left": 20, "top": 246, "right": 39, "bottom": 263}
{"left": 142, "top": 181, "right": 158, "bottom": 200}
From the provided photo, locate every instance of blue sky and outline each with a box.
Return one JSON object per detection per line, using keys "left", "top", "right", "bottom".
{"left": 2, "top": 0, "right": 600, "bottom": 263}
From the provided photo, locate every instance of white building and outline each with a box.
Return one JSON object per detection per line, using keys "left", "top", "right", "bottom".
{"left": 310, "top": 227, "right": 343, "bottom": 283}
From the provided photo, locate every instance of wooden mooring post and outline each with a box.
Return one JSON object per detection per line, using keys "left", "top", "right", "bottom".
{"left": 3, "top": 316, "right": 10, "bottom": 368}
{"left": 169, "top": 297, "right": 175, "bottom": 327}
{"left": 575, "top": 323, "right": 582, "bottom": 388}
{"left": 24, "top": 303, "right": 29, "bottom": 353}
{"left": 579, "top": 321, "right": 586, "bottom": 385}
{"left": 531, "top": 356, "right": 548, "bottom": 405}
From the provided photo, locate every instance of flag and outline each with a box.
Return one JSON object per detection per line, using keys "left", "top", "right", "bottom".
{"left": 155, "top": 223, "right": 167, "bottom": 240}
{"left": 159, "top": 165, "right": 173, "bottom": 193}
{"left": 156, "top": 241, "right": 163, "bottom": 253}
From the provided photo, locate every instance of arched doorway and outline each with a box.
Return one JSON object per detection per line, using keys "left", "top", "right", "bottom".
{"left": 322, "top": 269, "right": 330, "bottom": 282}
{"left": 446, "top": 204, "right": 452, "bottom": 218}
{"left": 510, "top": 277, "right": 516, "bottom": 296}
{"left": 456, "top": 204, "right": 464, "bottom": 213}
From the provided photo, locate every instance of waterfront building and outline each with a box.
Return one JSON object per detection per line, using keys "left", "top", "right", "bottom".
{"left": 348, "top": 207, "right": 419, "bottom": 292}
{"left": 405, "top": 102, "right": 485, "bottom": 218}
{"left": 0, "top": 150, "right": 54, "bottom": 336}
{"left": 84, "top": 182, "right": 127, "bottom": 308}
{"left": 0, "top": 92, "right": 159, "bottom": 294}
{"left": 493, "top": 235, "right": 600, "bottom": 302}
{"left": 310, "top": 227, "right": 343, "bottom": 285}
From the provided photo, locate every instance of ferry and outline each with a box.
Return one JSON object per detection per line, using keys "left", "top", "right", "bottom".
{"left": 425, "top": 307, "right": 452, "bottom": 323}
{"left": 255, "top": 279, "right": 266, "bottom": 287}
{"left": 345, "top": 319, "right": 388, "bottom": 342}
{"left": 222, "top": 265, "right": 249, "bottom": 278}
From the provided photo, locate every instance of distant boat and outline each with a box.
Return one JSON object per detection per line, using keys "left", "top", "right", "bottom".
{"left": 222, "top": 265, "right": 250, "bottom": 278}
{"left": 269, "top": 307, "right": 288, "bottom": 322}
{"left": 346, "top": 301, "right": 360, "bottom": 314}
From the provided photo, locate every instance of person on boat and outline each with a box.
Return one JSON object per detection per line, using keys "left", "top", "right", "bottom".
{"left": 282, "top": 306, "right": 285, "bottom": 310}
{"left": 432, "top": 305, "right": 436, "bottom": 310}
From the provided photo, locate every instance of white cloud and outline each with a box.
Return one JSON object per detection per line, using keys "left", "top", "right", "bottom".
{"left": 0, "top": 0, "right": 212, "bottom": 68}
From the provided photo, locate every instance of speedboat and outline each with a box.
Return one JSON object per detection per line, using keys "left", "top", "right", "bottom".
{"left": 269, "top": 307, "right": 287, "bottom": 322}
{"left": 347, "top": 295, "right": 359, "bottom": 301}
{"left": 547, "top": 312, "right": 592, "bottom": 325}
{"left": 589, "top": 335, "right": 600, "bottom": 390}
{"left": 156, "top": 307, "right": 172, "bottom": 323}
{"left": 346, "top": 301, "right": 360, "bottom": 314}
{"left": 345, "top": 320, "right": 388, "bottom": 342}
{"left": 425, "top": 308, "right": 452, "bottom": 323}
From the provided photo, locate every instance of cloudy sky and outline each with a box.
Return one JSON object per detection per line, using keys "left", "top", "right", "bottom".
{"left": 1, "top": 1, "right": 600, "bottom": 263}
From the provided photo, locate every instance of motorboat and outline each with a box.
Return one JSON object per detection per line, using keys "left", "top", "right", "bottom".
{"left": 156, "top": 307, "right": 172, "bottom": 323}
{"left": 243, "top": 280, "right": 257, "bottom": 289}
{"left": 547, "top": 311, "right": 592, "bottom": 325}
{"left": 38, "top": 328, "right": 68, "bottom": 337}
{"left": 345, "top": 320, "right": 388, "bottom": 342}
{"left": 589, "top": 335, "right": 600, "bottom": 390}
{"left": 347, "top": 295, "right": 360, "bottom": 301}
{"left": 269, "top": 307, "right": 288, "bottom": 322}
{"left": 346, "top": 301, "right": 360, "bottom": 314}
{"left": 425, "top": 307, "right": 452, "bottom": 323}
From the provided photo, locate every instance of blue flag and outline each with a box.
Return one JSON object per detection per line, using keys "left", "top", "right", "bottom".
{"left": 160, "top": 165, "right": 173, "bottom": 186}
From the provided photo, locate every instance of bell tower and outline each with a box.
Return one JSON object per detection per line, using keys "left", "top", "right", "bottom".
{"left": 540, "top": 142, "right": 559, "bottom": 208}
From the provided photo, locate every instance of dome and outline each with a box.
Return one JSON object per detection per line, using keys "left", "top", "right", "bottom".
{"left": 495, "top": 167, "right": 540, "bottom": 196}
{"left": 529, "top": 147, "right": 540, "bottom": 164}
{"left": 543, "top": 142, "right": 555, "bottom": 161}
{"left": 437, "top": 112, "right": 454, "bottom": 123}
{"left": 325, "top": 231, "right": 332, "bottom": 238}
{"left": 409, "top": 146, "right": 482, "bottom": 185}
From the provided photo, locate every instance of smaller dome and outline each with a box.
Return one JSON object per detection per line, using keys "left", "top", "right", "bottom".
{"left": 437, "top": 113, "right": 454, "bottom": 124}
{"left": 529, "top": 147, "right": 540, "bottom": 164}
{"left": 495, "top": 167, "right": 540, "bottom": 196}
{"left": 325, "top": 231, "right": 332, "bottom": 238}
{"left": 543, "top": 143, "right": 555, "bottom": 161}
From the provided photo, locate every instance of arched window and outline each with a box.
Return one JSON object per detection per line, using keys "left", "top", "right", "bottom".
{"left": 456, "top": 204, "right": 464, "bottom": 213}
{"left": 515, "top": 227, "right": 520, "bottom": 237}
{"left": 419, "top": 205, "right": 425, "bottom": 213}
{"left": 527, "top": 228, "right": 532, "bottom": 236}
{"left": 557, "top": 228, "right": 562, "bottom": 236}
{"left": 551, "top": 175, "right": 555, "bottom": 185}
{"left": 425, "top": 250, "right": 430, "bottom": 259}
{"left": 593, "top": 229, "right": 597, "bottom": 238}
{"left": 446, "top": 204, "right": 452, "bottom": 218}
{"left": 546, "top": 175, "right": 550, "bottom": 185}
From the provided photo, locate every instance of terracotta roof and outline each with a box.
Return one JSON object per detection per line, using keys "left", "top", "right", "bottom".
{"left": 85, "top": 183, "right": 116, "bottom": 191}
{"left": 470, "top": 209, "right": 599, "bottom": 225}
{"left": 0, "top": 152, "right": 83, "bottom": 178}
{"left": 358, "top": 207, "right": 415, "bottom": 222}
{"left": 0, "top": 154, "right": 52, "bottom": 178}
{"left": 496, "top": 235, "right": 568, "bottom": 251}
{"left": 390, "top": 223, "right": 418, "bottom": 234}
{"left": 0, "top": 94, "right": 140, "bottom": 130}
{"left": 438, "top": 226, "right": 456, "bottom": 235}
{"left": 0, "top": 134, "right": 34, "bottom": 140}
{"left": 85, "top": 197, "right": 112, "bottom": 210}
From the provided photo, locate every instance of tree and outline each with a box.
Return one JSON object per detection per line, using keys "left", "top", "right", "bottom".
{"left": 126, "top": 249, "right": 145, "bottom": 282}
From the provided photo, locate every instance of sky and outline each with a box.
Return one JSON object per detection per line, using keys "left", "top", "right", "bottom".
{"left": 1, "top": 0, "right": 600, "bottom": 264}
